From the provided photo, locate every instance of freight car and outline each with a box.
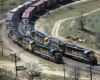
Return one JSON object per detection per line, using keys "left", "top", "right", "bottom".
{"left": 41, "top": 0, "right": 57, "bottom": 8}
{"left": 23, "top": 2, "right": 33, "bottom": 10}
{"left": 22, "top": 6, "right": 35, "bottom": 21}
{"left": 31, "top": 1, "right": 45, "bottom": 13}
{"left": 65, "top": 45, "right": 97, "bottom": 65}
{"left": 17, "top": 36, "right": 62, "bottom": 63}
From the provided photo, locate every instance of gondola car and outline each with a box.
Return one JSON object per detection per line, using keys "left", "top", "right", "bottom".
{"left": 8, "top": 29, "right": 22, "bottom": 43}
{"left": 65, "top": 45, "right": 97, "bottom": 65}
{"left": 17, "top": 36, "right": 62, "bottom": 63}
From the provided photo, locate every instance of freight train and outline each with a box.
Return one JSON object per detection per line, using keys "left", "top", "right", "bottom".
{"left": 29, "top": 29, "right": 97, "bottom": 65}
{"left": 5, "top": 0, "right": 97, "bottom": 65}
{"left": 7, "top": 29, "right": 63, "bottom": 63}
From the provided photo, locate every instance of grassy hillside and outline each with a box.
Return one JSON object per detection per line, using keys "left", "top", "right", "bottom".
{"left": 0, "top": 0, "right": 29, "bottom": 13}
{"left": 44, "top": 0, "right": 100, "bottom": 35}
{"left": 0, "top": 52, "right": 12, "bottom": 61}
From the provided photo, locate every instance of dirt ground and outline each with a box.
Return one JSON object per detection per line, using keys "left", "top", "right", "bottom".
{"left": 0, "top": 14, "right": 69, "bottom": 79}
{"left": 0, "top": 0, "right": 99, "bottom": 80}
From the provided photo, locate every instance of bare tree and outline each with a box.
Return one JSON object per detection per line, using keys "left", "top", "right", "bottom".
{"left": 69, "top": 63, "right": 80, "bottom": 80}
{"left": 0, "top": 68, "right": 18, "bottom": 80}
{"left": 95, "top": 30, "right": 100, "bottom": 48}
{"left": 0, "top": 0, "right": 5, "bottom": 15}
{"left": 76, "top": 10, "right": 86, "bottom": 31}
{"left": 19, "top": 62, "right": 41, "bottom": 80}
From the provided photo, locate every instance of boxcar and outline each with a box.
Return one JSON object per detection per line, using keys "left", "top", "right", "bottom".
{"left": 8, "top": 29, "right": 22, "bottom": 43}
{"left": 25, "top": 7, "right": 35, "bottom": 19}
{"left": 31, "top": 1, "right": 45, "bottom": 13}
{"left": 23, "top": 2, "right": 33, "bottom": 9}
{"left": 65, "top": 45, "right": 97, "bottom": 65}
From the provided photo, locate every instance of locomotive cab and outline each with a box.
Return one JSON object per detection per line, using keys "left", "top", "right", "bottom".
{"left": 29, "top": 41, "right": 36, "bottom": 52}
{"left": 5, "top": 22, "right": 13, "bottom": 32}
{"left": 44, "top": 37, "right": 49, "bottom": 45}
{"left": 50, "top": 49, "right": 62, "bottom": 63}
{"left": 85, "top": 51, "right": 97, "bottom": 65}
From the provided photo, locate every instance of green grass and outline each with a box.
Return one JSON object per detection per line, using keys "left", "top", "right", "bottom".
{"left": 44, "top": 0, "right": 100, "bottom": 35}
{"left": 0, "top": 0, "right": 29, "bottom": 13}
{"left": 0, "top": 52, "right": 12, "bottom": 61}
{"left": 59, "top": 11, "right": 100, "bottom": 49}
{"left": 34, "top": 73, "right": 89, "bottom": 80}
{"left": 39, "top": 60, "right": 63, "bottom": 71}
